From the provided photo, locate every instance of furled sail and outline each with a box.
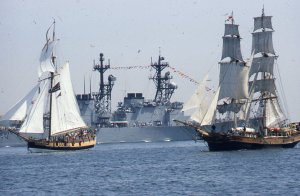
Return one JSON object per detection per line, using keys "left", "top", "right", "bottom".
{"left": 19, "top": 80, "right": 50, "bottom": 134}
{"left": 1, "top": 85, "right": 38, "bottom": 123}
{"left": 50, "top": 63, "right": 87, "bottom": 135}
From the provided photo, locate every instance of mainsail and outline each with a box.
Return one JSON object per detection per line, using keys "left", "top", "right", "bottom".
{"left": 19, "top": 21, "right": 87, "bottom": 136}
{"left": 51, "top": 63, "right": 86, "bottom": 135}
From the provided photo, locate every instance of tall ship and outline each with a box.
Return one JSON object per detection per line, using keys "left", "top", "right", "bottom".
{"left": 176, "top": 10, "right": 300, "bottom": 151}
{"left": 76, "top": 53, "right": 197, "bottom": 143}
{"left": 0, "top": 21, "right": 96, "bottom": 151}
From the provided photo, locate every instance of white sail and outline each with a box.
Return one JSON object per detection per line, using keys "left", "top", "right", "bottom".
{"left": 51, "top": 63, "right": 86, "bottom": 135}
{"left": 265, "top": 99, "right": 285, "bottom": 127}
{"left": 201, "top": 87, "right": 220, "bottom": 125}
{"left": 219, "top": 62, "right": 249, "bottom": 100}
{"left": 182, "top": 74, "right": 208, "bottom": 111}
{"left": 38, "top": 40, "right": 57, "bottom": 77}
{"left": 190, "top": 108, "right": 202, "bottom": 123}
{"left": 19, "top": 80, "right": 50, "bottom": 134}
{"left": 190, "top": 90, "right": 212, "bottom": 123}
{"left": 1, "top": 85, "right": 38, "bottom": 123}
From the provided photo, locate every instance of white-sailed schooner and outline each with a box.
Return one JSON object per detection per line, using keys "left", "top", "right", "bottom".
{"left": 2, "top": 21, "right": 96, "bottom": 152}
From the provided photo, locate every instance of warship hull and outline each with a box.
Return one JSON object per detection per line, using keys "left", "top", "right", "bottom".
{"left": 0, "top": 130, "right": 26, "bottom": 147}
{"left": 97, "top": 125, "right": 197, "bottom": 143}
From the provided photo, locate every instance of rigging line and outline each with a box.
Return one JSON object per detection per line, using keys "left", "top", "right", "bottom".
{"left": 110, "top": 65, "right": 202, "bottom": 87}
{"left": 274, "top": 60, "right": 290, "bottom": 120}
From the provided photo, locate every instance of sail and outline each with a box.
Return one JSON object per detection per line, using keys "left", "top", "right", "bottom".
{"left": 248, "top": 78, "right": 276, "bottom": 95}
{"left": 190, "top": 89, "right": 213, "bottom": 123}
{"left": 254, "top": 16, "right": 273, "bottom": 31}
{"left": 38, "top": 40, "right": 57, "bottom": 77}
{"left": 224, "top": 24, "right": 240, "bottom": 36}
{"left": 1, "top": 85, "right": 38, "bottom": 123}
{"left": 252, "top": 31, "right": 275, "bottom": 55}
{"left": 219, "top": 62, "right": 249, "bottom": 100}
{"left": 19, "top": 80, "right": 50, "bottom": 134}
{"left": 249, "top": 56, "right": 275, "bottom": 76}
{"left": 201, "top": 87, "right": 220, "bottom": 125}
{"left": 182, "top": 74, "right": 208, "bottom": 111}
{"left": 51, "top": 63, "right": 86, "bottom": 135}
{"left": 221, "top": 36, "right": 243, "bottom": 61}
{"left": 265, "top": 99, "right": 285, "bottom": 127}
{"left": 190, "top": 108, "right": 203, "bottom": 123}
{"left": 217, "top": 102, "right": 244, "bottom": 114}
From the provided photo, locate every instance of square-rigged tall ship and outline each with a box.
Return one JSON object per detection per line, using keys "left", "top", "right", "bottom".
{"left": 1, "top": 21, "right": 96, "bottom": 152}
{"left": 175, "top": 9, "right": 300, "bottom": 151}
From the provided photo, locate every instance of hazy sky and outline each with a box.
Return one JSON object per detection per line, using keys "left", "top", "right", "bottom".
{"left": 0, "top": 0, "right": 299, "bottom": 122}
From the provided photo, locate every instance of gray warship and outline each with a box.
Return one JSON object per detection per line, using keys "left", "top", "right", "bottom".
{"left": 0, "top": 53, "right": 197, "bottom": 147}
{"left": 76, "top": 53, "right": 198, "bottom": 144}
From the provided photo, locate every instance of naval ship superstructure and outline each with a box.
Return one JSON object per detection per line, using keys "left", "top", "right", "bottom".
{"left": 76, "top": 53, "right": 197, "bottom": 143}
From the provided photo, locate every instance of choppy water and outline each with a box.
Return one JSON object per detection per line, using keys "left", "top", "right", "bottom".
{"left": 0, "top": 141, "right": 300, "bottom": 195}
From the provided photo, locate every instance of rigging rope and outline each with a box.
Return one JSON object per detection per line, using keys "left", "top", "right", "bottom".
{"left": 110, "top": 65, "right": 200, "bottom": 85}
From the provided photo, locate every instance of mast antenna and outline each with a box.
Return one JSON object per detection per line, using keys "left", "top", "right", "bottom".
{"left": 89, "top": 74, "right": 92, "bottom": 96}
{"left": 84, "top": 75, "right": 86, "bottom": 94}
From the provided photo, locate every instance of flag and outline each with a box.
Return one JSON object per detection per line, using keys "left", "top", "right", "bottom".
{"left": 226, "top": 15, "right": 233, "bottom": 21}
{"left": 49, "top": 82, "right": 60, "bottom": 93}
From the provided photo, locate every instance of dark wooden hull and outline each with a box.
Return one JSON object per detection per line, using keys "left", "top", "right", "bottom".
{"left": 203, "top": 133, "right": 300, "bottom": 151}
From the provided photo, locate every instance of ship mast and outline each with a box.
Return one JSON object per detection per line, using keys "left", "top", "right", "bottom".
{"left": 216, "top": 13, "right": 248, "bottom": 127}
{"left": 48, "top": 20, "right": 56, "bottom": 139}
{"left": 93, "top": 53, "right": 116, "bottom": 126}
{"left": 150, "top": 53, "right": 177, "bottom": 104}
{"left": 249, "top": 8, "right": 285, "bottom": 132}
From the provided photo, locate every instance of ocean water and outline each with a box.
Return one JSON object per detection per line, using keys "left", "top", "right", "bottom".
{"left": 0, "top": 141, "right": 300, "bottom": 196}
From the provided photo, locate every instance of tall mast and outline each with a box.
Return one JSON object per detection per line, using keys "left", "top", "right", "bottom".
{"left": 48, "top": 20, "right": 56, "bottom": 139}
{"left": 217, "top": 14, "right": 249, "bottom": 121}
{"left": 93, "top": 53, "right": 116, "bottom": 126}
{"left": 150, "top": 54, "right": 177, "bottom": 104}
{"left": 249, "top": 8, "right": 285, "bottom": 130}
